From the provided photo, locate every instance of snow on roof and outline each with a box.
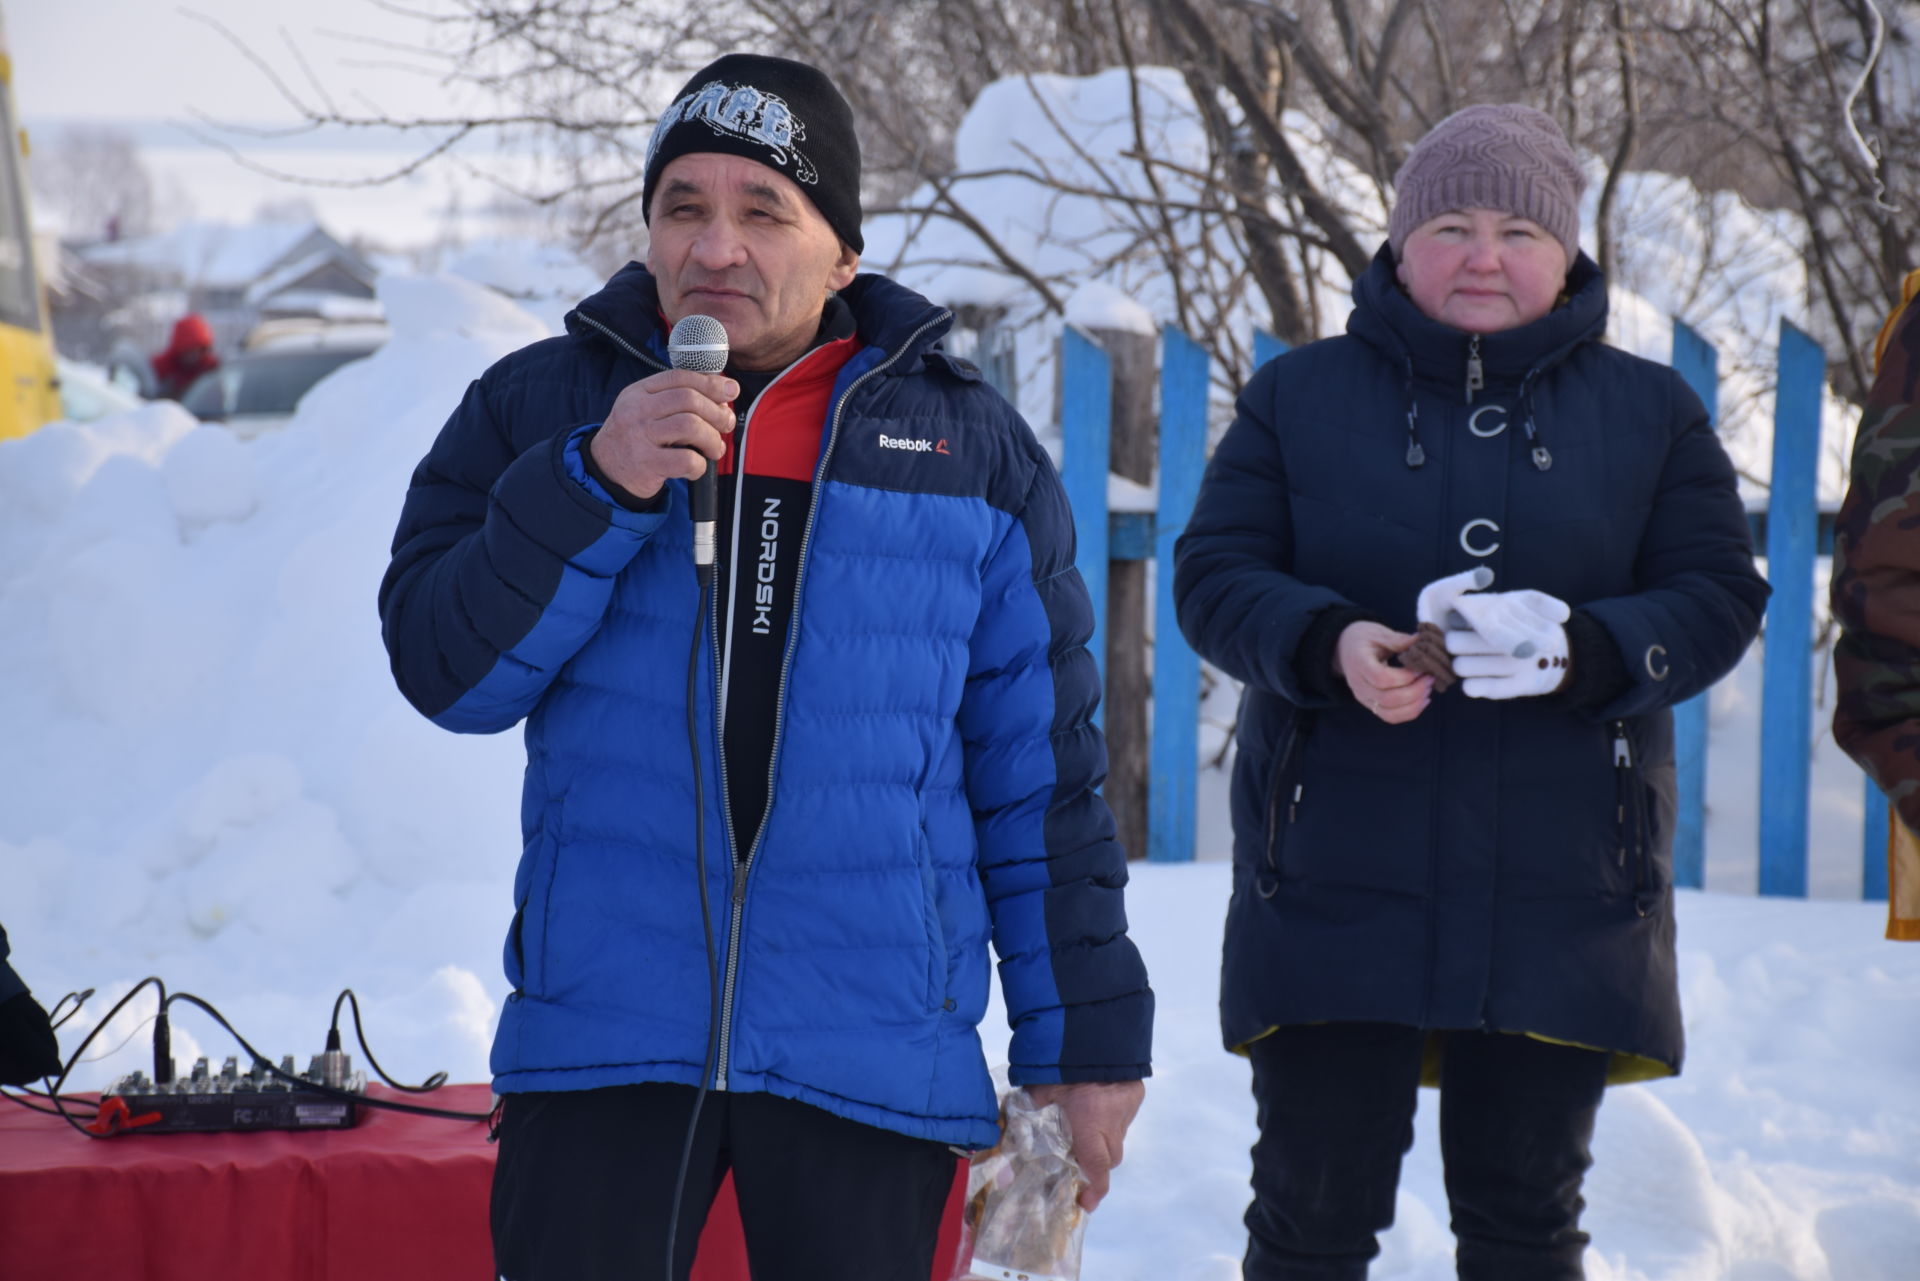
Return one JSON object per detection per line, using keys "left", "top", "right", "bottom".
{"left": 1067, "top": 280, "right": 1156, "bottom": 336}
{"left": 79, "top": 220, "right": 337, "bottom": 289}
{"left": 245, "top": 247, "right": 376, "bottom": 305}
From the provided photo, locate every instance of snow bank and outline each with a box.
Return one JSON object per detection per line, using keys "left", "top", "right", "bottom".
{"left": 0, "top": 273, "right": 546, "bottom": 1084}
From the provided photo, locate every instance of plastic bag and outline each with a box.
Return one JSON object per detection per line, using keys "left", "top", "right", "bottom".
{"left": 951, "top": 1086, "right": 1086, "bottom": 1281}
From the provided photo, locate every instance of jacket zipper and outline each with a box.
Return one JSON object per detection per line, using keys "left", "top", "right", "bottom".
{"left": 1610, "top": 720, "right": 1654, "bottom": 914}
{"left": 574, "top": 312, "right": 664, "bottom": 377}
{"left": 713, "top": 309, "right": 953, "bottom": 1091}
{"left": 1261, "top": 713, "right": 1314, "bottom": 894}
{"left": 1465, "top": 335, "right": 1484, "bottom": 403}
{"left": 573, "top": 310, "right": 850, "bottom": 1088}
{"left": 706, "top": 356, "right": 813, "bottom": 1090}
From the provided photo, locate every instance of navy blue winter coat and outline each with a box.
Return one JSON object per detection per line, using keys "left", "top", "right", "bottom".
{"left": 1174, "top": 247, "right": 1767, "bottom": 1080}
{"left": 379, "top": 266, "right": 1152, "bottom": 1148}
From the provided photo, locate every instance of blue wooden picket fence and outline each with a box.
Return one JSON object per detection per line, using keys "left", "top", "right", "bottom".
{"left": 1061, "top": 317, "right": 1888, "bottom": 900}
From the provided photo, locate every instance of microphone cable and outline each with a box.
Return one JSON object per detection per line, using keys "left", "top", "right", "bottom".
{"left": 664, "top": 558, "right": 722, "bottom": 1281}
{"left": 661, "top": 311, "right": 730, "bottom": 1280}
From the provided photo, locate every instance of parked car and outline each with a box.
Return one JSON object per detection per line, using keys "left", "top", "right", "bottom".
{"left": 180, "top": 324, "right": 386, "bottom": 438}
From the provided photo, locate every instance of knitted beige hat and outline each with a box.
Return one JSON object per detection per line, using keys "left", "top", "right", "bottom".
{"left": 1388, "top": 104, "right": 1585, "bottom": 262}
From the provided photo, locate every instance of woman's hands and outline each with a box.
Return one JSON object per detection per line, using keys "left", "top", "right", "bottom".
{"left": 1335, "top": 622, "right": 1432, "bottom": 723}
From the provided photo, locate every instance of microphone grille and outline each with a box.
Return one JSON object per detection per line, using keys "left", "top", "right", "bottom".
{"left": 667, "top": 314, "right": 730, "bottom": 373}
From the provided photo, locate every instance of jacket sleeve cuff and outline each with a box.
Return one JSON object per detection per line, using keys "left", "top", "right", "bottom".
{"left": 576, "top": 426, "right": 670, "bottom": 513}
{"left": 1010, "top": 1063, "right": 1154, "bottom": 1086}
{"left": 1551, "top": 609, "right": 1633, "bottom": 713}
{"left": 555, "top": 425, "right": 671, "bottom": 540}
{"left": 1296, "top": 605, "right": 1381, "bottom": 702}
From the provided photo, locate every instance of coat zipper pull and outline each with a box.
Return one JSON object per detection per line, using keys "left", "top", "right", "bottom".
{"left": 1289, "top": 782, "right": 1303, "bottom": 823}
{"left": 1465, "top": 336, "right": 1484, "bottom": 403}
{"left": 1612, "top": 723, "right": 1631, "bottom": 865}
{"left": 731, "top": 861, "right": 751, "bottom": 905}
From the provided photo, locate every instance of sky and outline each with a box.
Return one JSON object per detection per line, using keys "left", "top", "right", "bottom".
{"left": 9, "top": 0, "right": 477, "bottom": 127}
{"left": 8, "top": 0, "right": 557, "bottom": 251}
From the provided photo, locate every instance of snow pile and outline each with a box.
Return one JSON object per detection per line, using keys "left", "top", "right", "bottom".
{"left": 446, "top": 237, "right": 604, "bottom": 334}
{"left": 1, "top": 272, "right": 544, "bottom": 1082}
{"left": 1593, "top": 171, "right": 1854, "bottom": 506}
{"left": 862, "top": 69, "right": 1378, "bottom": 433}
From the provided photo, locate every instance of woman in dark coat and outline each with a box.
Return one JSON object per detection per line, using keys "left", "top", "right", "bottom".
{"left": 1173, "top": 105, "right": 1768, "bottom": 1281}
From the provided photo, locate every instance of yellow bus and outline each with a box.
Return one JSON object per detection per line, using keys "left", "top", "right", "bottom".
{"left": 0, "top": 4, "right": 60, "bottom": 441}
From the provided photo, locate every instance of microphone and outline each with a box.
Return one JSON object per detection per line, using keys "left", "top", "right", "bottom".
{"left": 667, "top": 314, "right": 730, "bottom": 569}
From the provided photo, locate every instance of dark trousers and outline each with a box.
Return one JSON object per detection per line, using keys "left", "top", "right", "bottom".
{"left": 491, "top": 1083, "right": 960, "bottom": 1281}
{"left": 1244, "top": 1023, "right": 1611, "bottom": 1281}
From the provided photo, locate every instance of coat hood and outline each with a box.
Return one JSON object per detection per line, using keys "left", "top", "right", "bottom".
{"left": 164, "top": 313, "right": 215, "bottom": 355}
{"left": 1347, "top": 241, "right": 1608, "bottom": 399}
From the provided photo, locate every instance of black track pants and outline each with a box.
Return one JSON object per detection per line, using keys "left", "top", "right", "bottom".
{"left": 1243, "top": 1022, "right": 1610, "bottom": 1281}
{"left": 490, "top": 1083, "right": 960, "bottom": 1281}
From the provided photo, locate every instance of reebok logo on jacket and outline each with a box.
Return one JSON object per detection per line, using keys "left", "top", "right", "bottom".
{"left": 877, "top": 433, "right": 949, "bottom": 454}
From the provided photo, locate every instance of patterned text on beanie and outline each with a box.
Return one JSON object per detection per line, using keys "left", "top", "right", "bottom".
{"left": 642, "top": 53, "right": 864, "bottom": 254}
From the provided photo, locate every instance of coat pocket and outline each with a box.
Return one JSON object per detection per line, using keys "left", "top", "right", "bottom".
{"left": 515, "top": 795, "right": 564, "bottom": 998}
{"left": 1259, "top": 712, "right": 1317, "bottom": 898}
{"left": 915, "top": 821, "right": 951, "bottom": 1013}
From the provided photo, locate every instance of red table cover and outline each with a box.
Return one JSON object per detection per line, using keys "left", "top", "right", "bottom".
{"left": 0, "top": 1085, "right": 967, "bottom": 1280}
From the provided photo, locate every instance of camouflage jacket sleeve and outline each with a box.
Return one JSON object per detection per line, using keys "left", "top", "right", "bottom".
{"left": 1832, "top": 285, "right": 1920, "bottom": 831}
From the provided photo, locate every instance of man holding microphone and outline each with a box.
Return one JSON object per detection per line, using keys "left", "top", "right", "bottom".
{"left": 379, "top": 53, "right": 1151, "bottom": 1281}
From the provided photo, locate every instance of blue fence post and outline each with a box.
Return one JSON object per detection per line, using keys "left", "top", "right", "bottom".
{"left": 1758, "top": 320, "right": 1824, "bottom": 896}
{"left": 1668, "top": 320, "right": 1718, "bottom": 889}
{"left": 1150, "top": 326, "right": 1208, "bottom": 863}
{"left": 1864, "top": 781, "right": 1891, "bottom": 901}
{"left": 1061, "top": 326, "right": 1111, "bottom": 728}
{"left": 1254, "top": 328, "right": 1289, "bottom": 370}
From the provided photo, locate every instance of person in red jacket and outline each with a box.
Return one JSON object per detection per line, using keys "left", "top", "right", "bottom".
{"left": 151, "top": 313, "right": 220, "bottom": 401}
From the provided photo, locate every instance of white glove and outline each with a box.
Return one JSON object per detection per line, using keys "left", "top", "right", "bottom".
{"left": 1415, "top": 566, "right": 1495, "bottom": 630}
{"left": 1445, "top": 589, "right": 1573, "bottom": 699}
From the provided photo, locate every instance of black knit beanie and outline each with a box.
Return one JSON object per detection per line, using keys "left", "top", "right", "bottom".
{"left": 642, "top": 54, "right": 864, "bottom": 254}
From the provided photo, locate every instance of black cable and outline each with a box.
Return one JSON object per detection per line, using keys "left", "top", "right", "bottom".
{"left": 11, "top": 1082, "right": 100, "bottom": 1107}
{"left": 329, "top": 989, "right": 449, "bottom": 1092}
{"left": 0, "top": 1087, "right": 93, "bottom": 1117}
{"left": 162, "top": 993, "right": 492, "bottom": 1123}
{"left": 16, "top": 979, "right": 490, "bottom": 1135}
{"left": 42, "top": 976, "right": 166, "bottom": 1139}
{"left": 665, "top": 565, "right": 723, "bottom": 1281}
{"left": 48, "top": 988, "right": 94, "bottom": 1030}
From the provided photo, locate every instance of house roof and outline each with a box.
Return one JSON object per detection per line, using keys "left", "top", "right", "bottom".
{"left": 79, "top": 220, "right": 356, "bottom": 291}
{"left": 245, "top": 248, "right": 378, "bottom": 304}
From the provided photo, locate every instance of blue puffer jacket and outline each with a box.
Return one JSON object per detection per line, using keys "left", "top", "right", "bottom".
{"left": 380, "top": 265, "right": 1152, "bottom": 1147}
{"left": 1174, "top": 247, "right": 1768, "bottom": 1080}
